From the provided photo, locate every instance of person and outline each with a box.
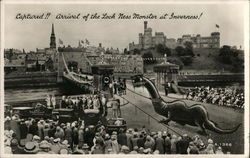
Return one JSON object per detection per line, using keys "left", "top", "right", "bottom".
{"left": 170, "top": 135, "right": 177, "bottom": 154}
{"left": 123, "top": 78, "right": 127, "bottom": 95}
{"left": 164, "top": 85, "right": 169, "bottom": 96}
{"left": 78, "top": 126, "right": 84, "bottom": 149}
{"left": 144, "top": 135, "right": 154, "bottom": 151}
{"left": 117, "top": 129, "right": 127, "bottom": 146}
{"left": 111, "top": 97, "right": 119, "bottom": 118}
{"left": 93, "top": 95, "right": 100, "bottom": 110}
{"left": 155, "top": 132, "right": 164, "bottom": 154}
{"left": 177, "top": 134, "right": 190, "bottom": 154}
{"left": 164, "top": 136, "right": 171, "bottom": 154}
{"left": 113, "top": 80, "right": 118, "bottom": 95}
{"left": 111, "top": 134, "right": 119, "bottom": 154}
{"left": 46, "top": 95, "right": 52, "bottom": 108}
{"left": 100, "top": 94, "right": 107, "bottom": 117}
{"left": 54, "top": 126, "right": 64, "bottom": 141}
{"left": 109, "top": 82, "right": 114, "bottom": 97}
{"left": 60, "top": 96, "right": 67, "bottom": 109}
{"left": 116, "top": 99, "right": 121, "bottom": 118}
{"left": 51, "top": 95, "right": 56, "bottom": 109}
{"left": 64, "top": 124, "right": 73, "bottom": 150}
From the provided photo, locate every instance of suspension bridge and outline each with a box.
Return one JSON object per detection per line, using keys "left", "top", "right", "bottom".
{"left": 61, "top": 52, "right": 94, "bottom": 91}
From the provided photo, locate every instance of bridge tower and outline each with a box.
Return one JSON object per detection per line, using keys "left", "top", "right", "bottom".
{"left": 91, "top": 52, "right": 114, "bottom": 94}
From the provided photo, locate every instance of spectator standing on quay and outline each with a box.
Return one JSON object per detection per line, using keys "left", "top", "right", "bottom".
{"left": 46, "top": 95, "right": 52, "bottom": 108}
{"left": 114, "top": 80, "right": 118, "bottom": 95}
{"left": 51, "top": 95, "right": 56, "bottom": 109}
{"left": 111, "top": 97, "right": 119, "bottom": 118}
{"left": 109, "top": 81, "right": 114, "bottom": 97}
{"left": 100, "top": 94, "right": 107, "bottom": 117}
{"left": 60, "top": 96, "right": 67, "bottom": 109}
{"left": 155, "top": 132, "right": 164, "bottom": 154}
{"left": 116, "top": 98, "right": 121, "bottom": 118}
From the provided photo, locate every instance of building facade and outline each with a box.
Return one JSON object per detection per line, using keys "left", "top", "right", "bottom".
{"left": 58, "top": 46, "right": 143, "bottom": 76}
{"left": 177, "top": 32, "right": 220, "bottom": 48}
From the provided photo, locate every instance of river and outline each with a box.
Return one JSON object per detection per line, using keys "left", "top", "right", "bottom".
{"left": 4, "top": 85, "right": 85, "bottom": 103}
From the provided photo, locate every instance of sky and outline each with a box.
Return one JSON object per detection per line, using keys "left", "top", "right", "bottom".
{"left": 3, "top": 2, "right": 246, "bottom": 52}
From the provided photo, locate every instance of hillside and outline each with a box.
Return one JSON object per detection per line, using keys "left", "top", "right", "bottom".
{"left": 141, "top": 48, "right": 244, "bottom": 73}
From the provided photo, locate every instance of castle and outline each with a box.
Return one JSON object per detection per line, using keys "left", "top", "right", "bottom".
{"left": 129, "top": 21, "right": 220, "bottom": 50}
{"left": 177, "top": 32, "right": 220, "bottom": 49}
{"left": 129, "top": 21, "right": 167, "bottom": 50}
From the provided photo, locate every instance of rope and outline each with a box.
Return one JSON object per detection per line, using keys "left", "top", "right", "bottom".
{"left": 127, "top": 87, "right": 186, "bottom": 101}
{"left": 120, "top": 95, "right": 182, "bottom": 136}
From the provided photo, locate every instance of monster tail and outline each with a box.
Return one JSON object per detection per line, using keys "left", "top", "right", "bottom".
{"left": 205, "top": 120, "right": 241, "bottom": 134}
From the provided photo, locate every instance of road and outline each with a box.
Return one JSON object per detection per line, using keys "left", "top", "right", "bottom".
{"left": 107, "top": 83, "right": 244, "bottom": 154}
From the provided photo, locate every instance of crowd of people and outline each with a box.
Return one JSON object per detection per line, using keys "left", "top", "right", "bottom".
{"left": 45, "top": 94, "right": 108, "bottom": 116}
{"left": 4, "top": 114, "right": 227, "bottom": 154}
{"left": 185, "top": 86, "right": 244, "bottom": 109}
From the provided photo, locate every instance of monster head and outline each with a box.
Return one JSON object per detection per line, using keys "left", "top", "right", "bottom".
{"left": 131, "top": 75, "right": 145, "bottom": 87}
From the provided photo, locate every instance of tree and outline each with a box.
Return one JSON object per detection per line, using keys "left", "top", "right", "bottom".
{"left": 184, "top": 41, "right": 194, "bottom": 57}
{"left": 156, "top": 44, "right": 171, "bottom": 56}
{"left": 142, "top": 51, "right": 156, "bottom": 65}
{"left": 180, "top": 56, "right": 193, "bottom": 66}
{"left": 133, "top": 48, "right": 141, "bottom": 55}
{"left": 218, "top": 45, "right": 244, "bottom": 72}
{"left": 123, "top": 48, "right": 128, "bottom": 54}
{"left": 175, "top": 46, "right": 185, "bottom": 56}
{"left": 168, "top": 58, "right": 184, "bottom": 70}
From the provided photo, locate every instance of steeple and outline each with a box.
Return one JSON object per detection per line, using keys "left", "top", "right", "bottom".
{"left": 52, "top": 23, "right": 55, "bottom": 35}
{"left": 50, "top": 23, "right": 56, "bottom": 49}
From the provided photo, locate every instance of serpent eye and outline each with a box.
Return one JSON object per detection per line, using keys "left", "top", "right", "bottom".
{"left": 140, "top": 78, "right": 143, "bottom": 81}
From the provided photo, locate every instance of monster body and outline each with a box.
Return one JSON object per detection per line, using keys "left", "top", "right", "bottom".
{"left": 132, "top": 75, "right": 241, "bottom": 134}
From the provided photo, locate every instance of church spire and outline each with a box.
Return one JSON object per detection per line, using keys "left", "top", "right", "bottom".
{"left": 52, "top": 23, "right": 55, "bottom": 35}
{"left": 50, "top": 23, "right": 56, "bottom": 49}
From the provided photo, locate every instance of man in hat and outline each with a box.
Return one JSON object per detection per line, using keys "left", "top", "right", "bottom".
{"left": 126, "top": 128, "right": 133, "bottom": 150}
{"left": 131, "top": 132, "right": 139, "bottom": 150}
{"left": 155, "top": 132, "right": 164, "bottom": 154}
{"left": 78, "top": 126, "right": 85, "bottom": 148}
{"left": 54, "top": 126, "right": 64, "bottom": 141}
{"left": 117, "top": 128, "right": 127, "bottom": 146}
{"left": 19, "top": 120, "right": 28, "bottom": 140}
{"left": 24, "top": 141, "right": 39, "bottom": 154}
{"left": 16, "top": 139, "right": 27, "bottom": 154}
{"left": 187, "top": 141, "right": 199, "bottom": 154}
{"left": 120, "top": 145, "right": 130, "bottom": 154}
{"left": 144, "top": 135, "right": 154, "bottom": 151}
{"left": 111, "top": 134, "right": 119, "bottom": 154}
{"left": 38, "top": 140, "right": 52, "bottom": 154}
{"left": 176, "top": 134, "right": 190, "bottom": 154}
{"left": 64, "top": 124, "right": 73, "bottom": 150}
{"left": 60, "top": 96, "right": 67, "bottom": 109}
{"left": 104, "top": 134, "right": 112, "bottom": 154}
{"left": 51, "top": 138, "right": 61, "bottom": 154}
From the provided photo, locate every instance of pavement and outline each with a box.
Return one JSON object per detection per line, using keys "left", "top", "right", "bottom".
{"left": 106, "top": 82, "right": 244, "bottom": 154}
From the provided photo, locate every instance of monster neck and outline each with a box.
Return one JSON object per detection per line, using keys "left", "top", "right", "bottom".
{"left": 143, "top": 77, "right": 161, "bottom": 100}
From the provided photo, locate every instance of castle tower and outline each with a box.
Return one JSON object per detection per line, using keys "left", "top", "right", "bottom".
{"left": 50, "top": 23, "right": 56, "bottom": 49}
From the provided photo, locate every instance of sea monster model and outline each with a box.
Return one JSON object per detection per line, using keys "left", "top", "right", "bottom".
{"left": 131, "top": 75, "right": 241, "bottom": 135}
